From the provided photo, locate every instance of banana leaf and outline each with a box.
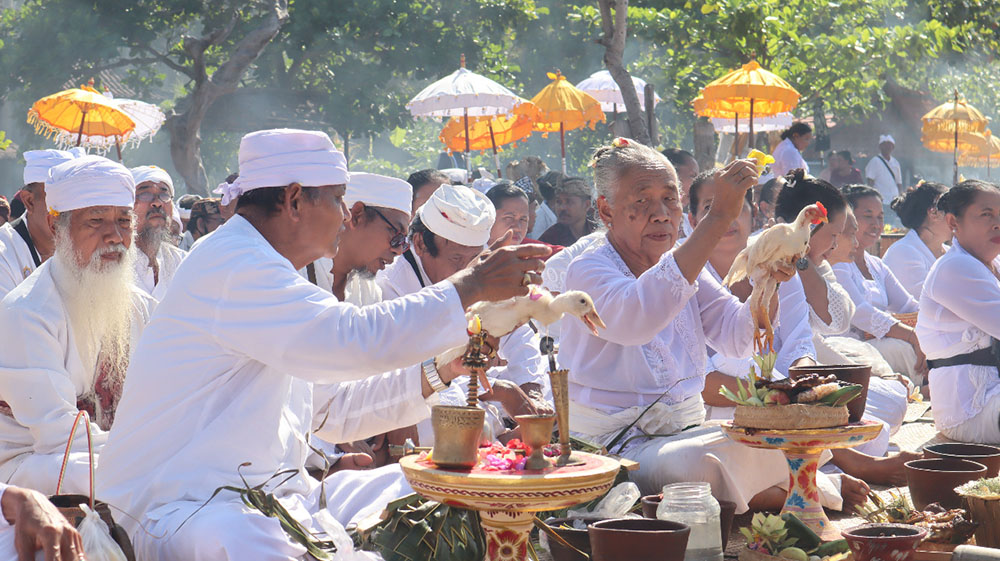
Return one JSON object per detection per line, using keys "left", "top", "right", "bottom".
{"left": 368, "top": 494, "right": 485, "bottom": 561}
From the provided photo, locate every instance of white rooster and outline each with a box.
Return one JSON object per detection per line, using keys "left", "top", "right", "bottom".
{"left": 723, "top": 202, "right": 828, "bottom": 353}
{"left": 435, "top": 286, "right": 606, "bottom": 367}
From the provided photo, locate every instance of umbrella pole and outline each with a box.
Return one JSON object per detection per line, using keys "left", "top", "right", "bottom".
{"left": 613, "top": 104, "right": 618, "bottom": 135}
{"left": 488, "top": 121, "right": 501, "bottom": 178}
{"left": 954, "top": 118, "right": 959, "bottom": 185}
{"left": 560, "top": 122, "right": 566, "bottom": 174}
{"left": 76, "top": 111, "right": 87, "bottom": 147}
{"left": 733, "top": 113, "right": 739, "bottom": 159}
{"left": 749, "top": 99, "right": 755, "bottom": 156}
{"left": 115, "top": 137, "right": 123, "bottom": 162}
{"left": 464, "top": 108, "right": 472, "bottom": 179}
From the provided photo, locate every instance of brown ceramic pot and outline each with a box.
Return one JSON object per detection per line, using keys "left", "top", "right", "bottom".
{"left": 640, "top": 495, "right": 736, "bottom": 546}
{"left": 544, "top": 517, "right": 604, "bottom": 561}
{"left": 588, "top": 518, "right": 690, "bottom": 561}
{"left": 905, "top": 458, "right": 988, "bottom": 510}
{"left": 843, "top": 523, "right": 928, "bottom": 561}
{"left": 924, "top": 443, "right": 1000, "bottom": 478}
{"left": 789, "top": 364, "right": 871, "bottom": 423}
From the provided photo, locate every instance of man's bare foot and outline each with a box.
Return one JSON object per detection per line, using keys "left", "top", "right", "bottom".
{"left": 330, "top": 452, "right": 374, "bottom": 474}
{"left": 840, "top": 474, "right": 871, "bottom": 511}
{"left": 748, "top": 486, "right": 787, "bottom": 512}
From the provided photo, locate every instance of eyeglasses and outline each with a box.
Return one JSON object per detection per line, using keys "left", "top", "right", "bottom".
{"left": 136, "top": 191, "right": 173, "bottom": 204}
{"left": 369, "top": 207, "right": 410, "bottom": 251}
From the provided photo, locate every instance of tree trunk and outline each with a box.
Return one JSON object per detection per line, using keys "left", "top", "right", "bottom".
{"left": 167, "top": 1, "right": 289, "bottom": 194}
{"left": 693, "top": 117, "right": 716, "bottom": 172}
{"left": 597, "top": 0, "right": 651, "bottom": 146}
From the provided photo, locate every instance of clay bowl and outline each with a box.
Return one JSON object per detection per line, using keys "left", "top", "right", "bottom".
{"left": 544, "top": 517, "right": 605, "bottom": 561}
{"left": 843, "top": 523, "right": 928, "bottom": 561}
{"left": 589, "top": 518, "right": 690, "bottom": 561}
{"left": 905, "top": 458, "right": 988, "bottom": 510}
{"left": 924, "top": 443, "right": 1000, "bottom": 478}
{"left": 640, "top": 495, "right": 736, "bottom": 545}
{"left": 789, "top": 364, "right": 871, "bottom": 423}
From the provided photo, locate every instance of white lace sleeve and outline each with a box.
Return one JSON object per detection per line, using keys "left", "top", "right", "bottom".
{"left": 809, "top": 262, "right": 855, "bottom": 336}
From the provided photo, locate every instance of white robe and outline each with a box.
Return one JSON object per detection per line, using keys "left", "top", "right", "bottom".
{"left": 771, "top": 138, "right": 809, "bottom": 177}
{"left": 560, "top": 236, "right": 825, "bottom": 513}
{"left": 0, "top": 222, "right": 38, "bottom": 300}
{"left": 133, "top": 242, "right": 187, "bottom": 301}
{"left": 834, "top": 254, "right": 920, "bottom": 382}
{"left": 529, "top": 201, "right": 558, "bottom": 240}
{"left": 882, "top": 229, "right": 943, "bottom": 300}
{"left": 95, "top": 216, "right": 469, "bottom": 559}
{"left": 918, "top": 239, "right": 1000, "bottom": 442}
{"left": 0, "top": 260, "right": 154, "bottom": 495}
{"left": 540, "top": 232, "right": 604, "bottom": 342}
{"left": 377, "top": 250, "right": 551, "bottom": 444}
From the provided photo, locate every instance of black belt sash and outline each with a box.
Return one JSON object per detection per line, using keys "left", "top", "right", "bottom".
{"left": 11, "top": 217, "right": 41, "bottom": 267}
{"left": 927, "top": 338, "right": 1000, "bottom": 370}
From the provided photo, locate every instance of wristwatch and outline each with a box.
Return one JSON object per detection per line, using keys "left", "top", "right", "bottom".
{"left": 796, "top": 257, "right": 810, "bottom": 271}
{"left": 421, "top": 358, "right": 449, "bottom": 393}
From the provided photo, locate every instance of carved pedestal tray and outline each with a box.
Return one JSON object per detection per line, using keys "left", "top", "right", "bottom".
{"left": 400, "top": 451, "right": 620, "bottom": 561}
{"left": 722, "top": 420, "right": 881, "bottom": 540}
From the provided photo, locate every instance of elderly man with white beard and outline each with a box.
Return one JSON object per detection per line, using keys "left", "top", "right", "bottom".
{"left": 95, "top": 129, "right": 550, "bottom": 560}
{"left": 131, "top": 165, "right": 187, "bottom": 300}
{"left": 0, "top": 155, "right": 155, "bottom": 495}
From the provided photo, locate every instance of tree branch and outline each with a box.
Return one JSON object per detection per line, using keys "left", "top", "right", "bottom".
{"left": 597, "top": 0, "right": 651, "bottom": 144}
{"left": 138, "top": 44, "right": 196, "bottom": 79}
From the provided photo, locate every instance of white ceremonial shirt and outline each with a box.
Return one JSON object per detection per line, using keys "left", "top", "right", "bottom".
{"left": 865, "top": 155, "right": 903, "bottom": 202}
{"left": 299, "top": 257, "right": 335, "bottom": 294}
{"left": 96, "top": 215, "right": 469, "bottom": 537}
{"left": 178, "top": 231, "right": 195, "bottom": 251}
{"left": 529, "top": 202, "right": 558, "bottom": 240}
{"left": 771, "top": 138, "right": 809, "bottom": 178}
{"left": 705, "top": 263, "right": 815, "bottom": 377}
{"left": 562, "top": 236, "right": 755, "bottom": 412}
{"left": 917, "top": 240, "right": 1000, "bottom": 432}
{"left": 0, "top": 221, "right": 39, "bottom": 299}
{"left": 133, "top": 242, "right": 187, "bottom": 301}
{"left": 377, "top": 250, "right": 549, "bottom": 395}
{"left": 810, "top": 261, "right": 856, "bottom": 337}
{"left": 0, "top": 259, "right": 155, "bottom": 491}
{"left": 882, "top": 229, "right": 942, "bottom": 300}
{"left": 834, "top": 253, "right": 918, "bottom": 340}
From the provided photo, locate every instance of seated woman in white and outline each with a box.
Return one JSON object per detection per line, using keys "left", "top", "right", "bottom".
{"left": 834, "top": 185, "right": 926, "bottom": 387}
{"left": 884, "top": 182, "right": 950, "bottom": 299}
{"left": 561, "top": 139, "right": 852, "bottom": 513}
{"left": 698, "top": 170, "right": 912, "bottom": 486}
{"left": 917, "top": 181, "right": 1000, "bottom": 444}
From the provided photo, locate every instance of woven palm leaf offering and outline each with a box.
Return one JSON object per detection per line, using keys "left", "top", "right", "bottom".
{"left": 720, "top": 353, "right": 864, "bottom": 430}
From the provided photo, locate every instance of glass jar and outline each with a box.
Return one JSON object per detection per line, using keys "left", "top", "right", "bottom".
{"left": 655, "top": 482, "right": 723, "bottom": 561}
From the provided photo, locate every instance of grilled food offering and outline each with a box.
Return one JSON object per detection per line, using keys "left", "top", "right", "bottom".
{"left": 857, "top": 492, "right": 978, "bottom": 547}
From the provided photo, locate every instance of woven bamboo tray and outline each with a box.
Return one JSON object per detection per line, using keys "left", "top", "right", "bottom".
{"left": 733, "top": 404, "right": 849, "bottom": 430}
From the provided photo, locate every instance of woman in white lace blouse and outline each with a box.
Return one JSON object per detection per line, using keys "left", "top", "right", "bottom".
{"left": 561, "top": 139, "right": 860, "bottom": 513}
{"left": 834, "top": 185, "right": 926, "bottom": 387}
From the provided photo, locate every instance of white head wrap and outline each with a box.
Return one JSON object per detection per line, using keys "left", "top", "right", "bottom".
{"left": 130, "top": 165, "right": 174, "bottom": 193}
{"left": 879, "top": 134, "right": 896, "bottom": 146}
{"left": 346, "top": 172, "right": 412, "bottom": 216}
{"left": 171, "top": 202, "right": 182, "bottom": 230}
{"left": 23, "top": 147, "right": 86, "bottom": 185}
{"left": 471, "top": 177, "right": 497, "bottom": 195}
{"left": 418, "top": 184, "right": 495, "bottom": 247}
{"left": 214, "top": 129, "right": 349, "bottom": 205}
{"left": 439, "top": 168, "right": 468, "bottom": 185}
{"left": 46, "top": 155, "right": 135, "bottom": 214}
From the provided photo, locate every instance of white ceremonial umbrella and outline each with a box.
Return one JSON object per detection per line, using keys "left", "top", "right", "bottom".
{"left": 406, "top": 55, "right": 523, "bottom": 175}
{"left": 52, "top": 94, "right": 165, "bottom": 159}
{"left": 711, "top": 112, "right": 793, "bottom": 134}
{"left": 575, "top": 70, "right": 661, "bottom": 113}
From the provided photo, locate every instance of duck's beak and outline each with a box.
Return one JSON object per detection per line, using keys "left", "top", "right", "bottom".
{"left": 582, "top": 309, "right": 606, "bottom": 335}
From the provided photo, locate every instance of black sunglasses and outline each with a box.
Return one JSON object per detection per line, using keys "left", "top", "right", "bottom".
{"left": 369, "top": 207, "right": 410, "bottom": 251}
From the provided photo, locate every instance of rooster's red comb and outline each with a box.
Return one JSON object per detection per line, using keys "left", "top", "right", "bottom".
{"left": 816, "top": 201, "right": 827, "bottom": 216}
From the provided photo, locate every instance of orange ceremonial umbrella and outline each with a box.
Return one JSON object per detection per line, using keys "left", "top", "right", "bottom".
{"left": 530, "top": 71, "right": 605, "bottom": 173}
{"left": 27, "top": 83, "right": 135, "bottom": 154}
{"left": 440, "top": 102, "right": 539, "bottom": 177}
{"left": 921, "top": 91, "right": 989, "bottom": 183}
{"left": 696, "top": 61, "right": 800, "bottom": 156}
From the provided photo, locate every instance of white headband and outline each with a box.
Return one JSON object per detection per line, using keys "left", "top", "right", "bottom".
{"left": 46, "top": 155, "right": 135, "bottom": 213}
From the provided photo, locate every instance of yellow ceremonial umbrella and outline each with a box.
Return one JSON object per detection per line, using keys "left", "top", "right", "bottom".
{"left": 27, "top": 82, "right": 135, "bottom": 155}
{"left": 957, "top": 130, "right": 1000, "bottom": 177}
{"left": 530, "top": 71, "right": 605, "bottom": 173}
{"left": 440, "top": 102, "right": 539, "bottom": 177}
{"left": 696, "top": 61, "right": 800, "bottom": 156}
{"left": 921, "top": 91, "right": 990, "bottom": 183}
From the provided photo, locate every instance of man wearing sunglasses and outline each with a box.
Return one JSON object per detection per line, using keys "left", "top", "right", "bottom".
{"left": 130, "top": 165, "right": 187, "bottom": 300}
{"left": 301, "top": 172, "right": 412, "bottom": 304}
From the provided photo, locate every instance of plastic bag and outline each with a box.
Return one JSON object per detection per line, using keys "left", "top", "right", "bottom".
{"left": 311, "top": 509, "right": 382, "bottom": 561}
{"left": 566, "top": 481, "right": 641, "bottom": 522}
{"left": 78, "top": 503, "right": 127, "bottom": 561}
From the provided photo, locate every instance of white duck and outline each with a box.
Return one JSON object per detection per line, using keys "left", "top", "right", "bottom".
{"left": 435, "top": 286, "right": 606, "bottom": 367}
